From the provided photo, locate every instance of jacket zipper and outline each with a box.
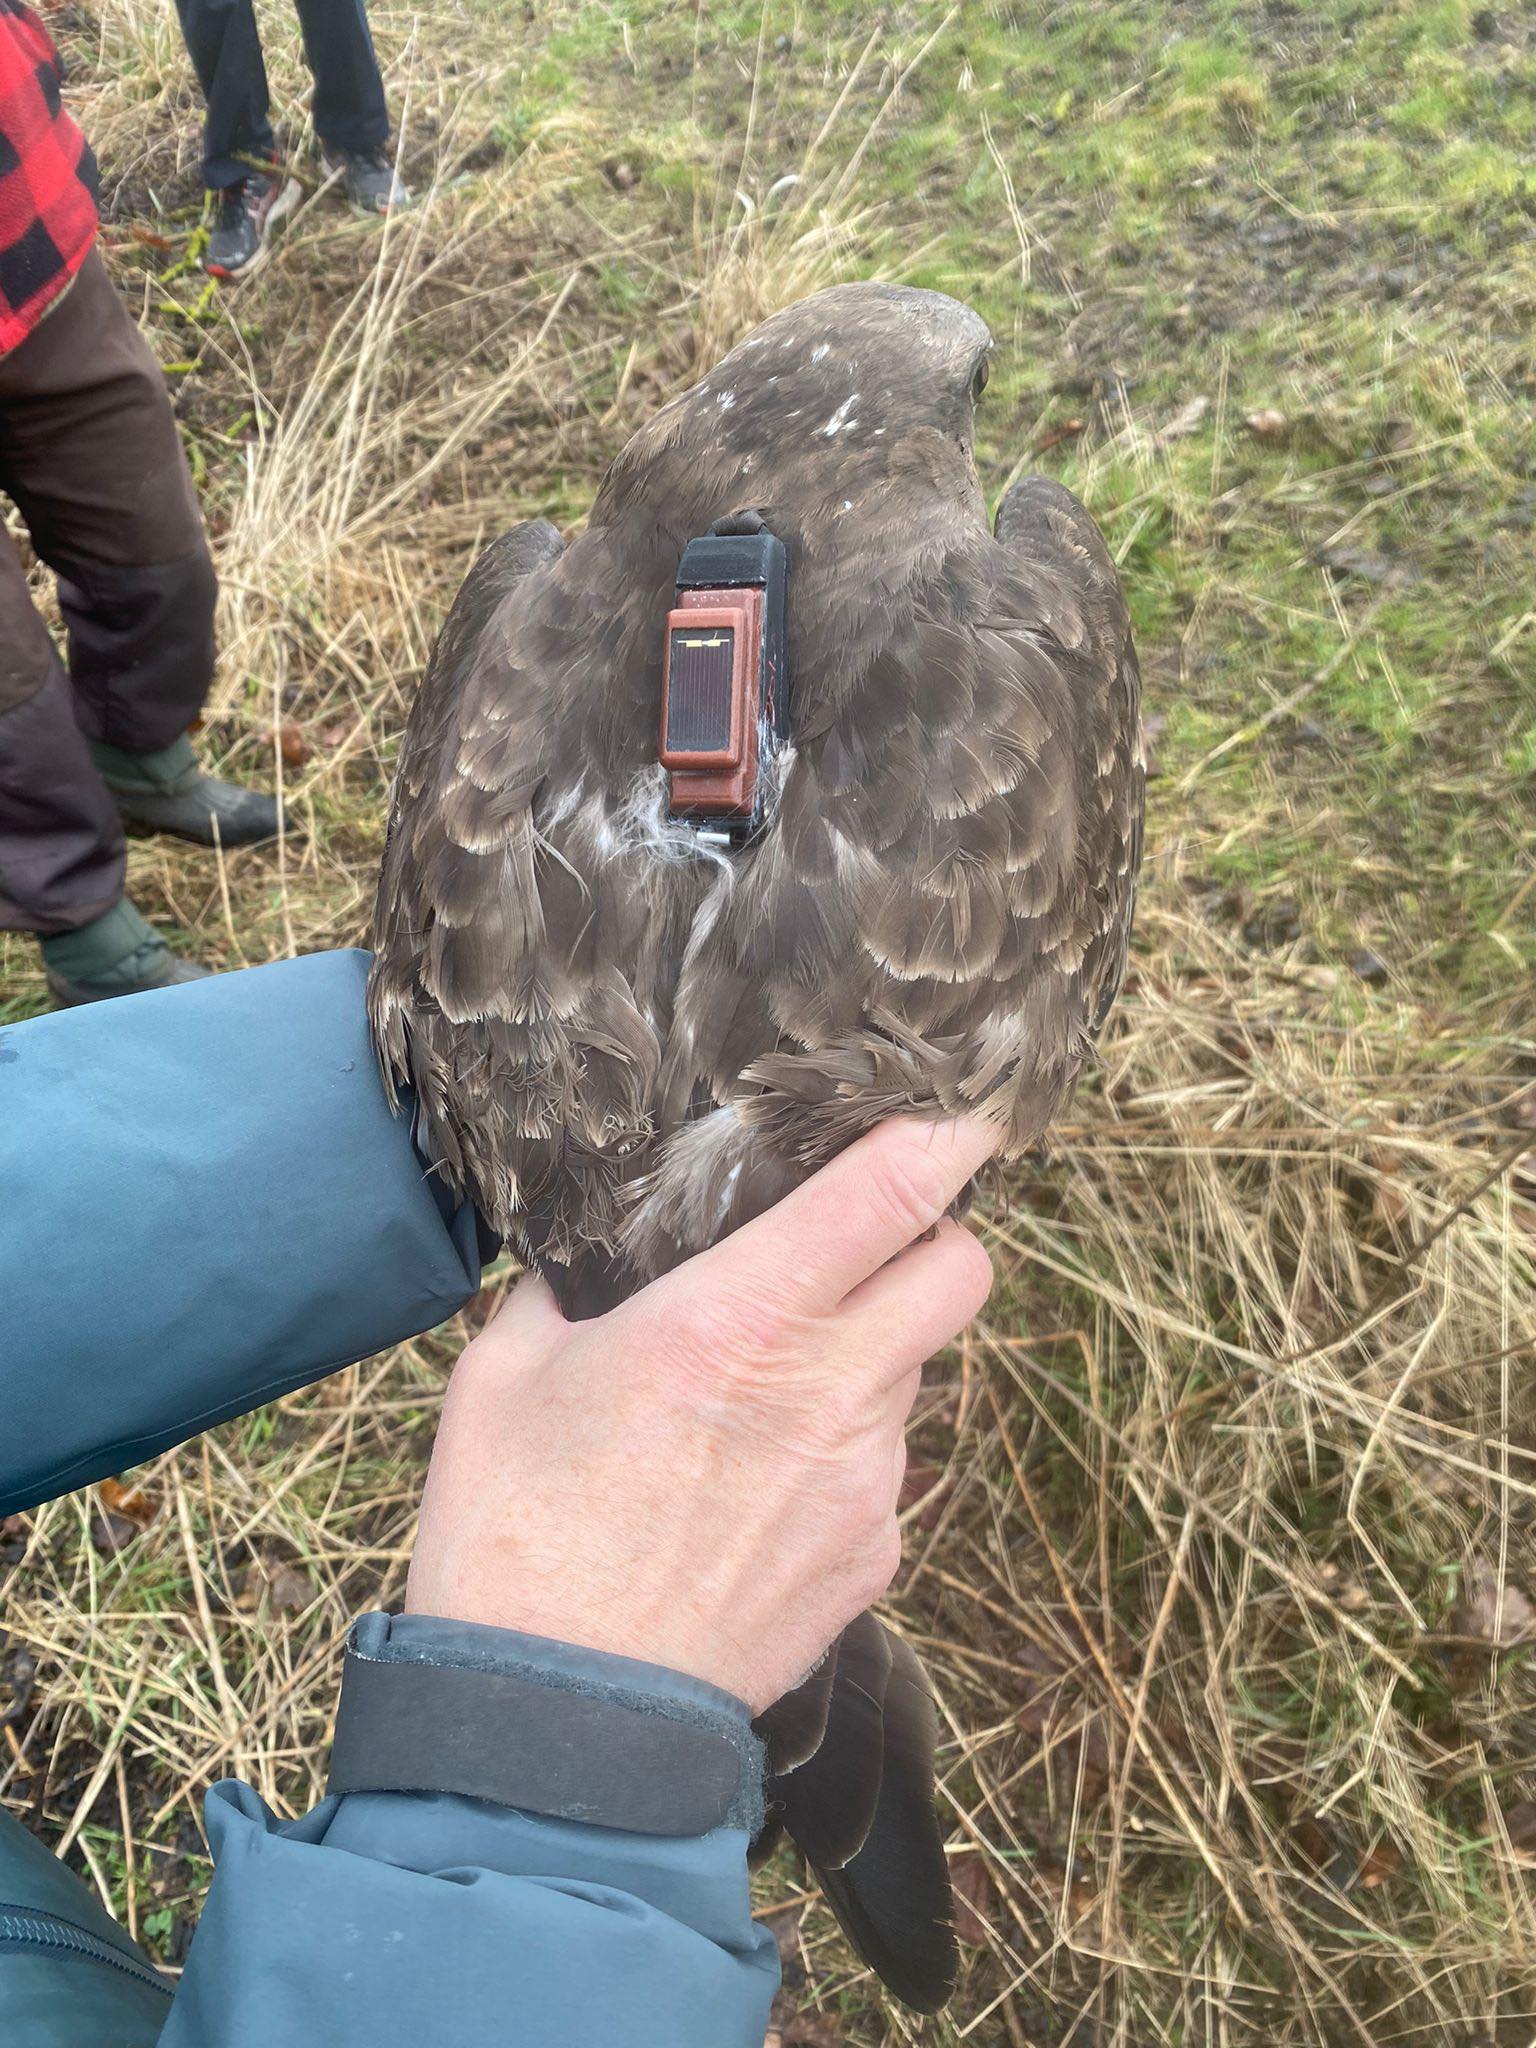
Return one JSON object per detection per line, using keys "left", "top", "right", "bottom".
{"left": 0, "top": 1903, "right": 172, "bottom": 1996}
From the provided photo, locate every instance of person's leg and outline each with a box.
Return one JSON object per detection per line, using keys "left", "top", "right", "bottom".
{"left": 172, "top": 0, "right": 278, "bottom": 189}
{"left": 0, "top": 252, "right": 216, "bottom": 758}
{"left": 0, "top": 531, "right": 208, "bottom": 999}
{"left": 292, "top": 0, "right": 389, "bottom": 160}
{"left": 0, "top": 254, "right": 278, "bottom": 997}
{"left": 0, "top": 533, "right": 126, "bottom": 939}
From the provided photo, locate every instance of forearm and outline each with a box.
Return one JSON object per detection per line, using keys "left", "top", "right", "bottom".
{"left": 0, "top": 950, "right": 483, "bottom": 1514}
{"left": 161, "top": 1617, "right": 778, "bottom": 2048}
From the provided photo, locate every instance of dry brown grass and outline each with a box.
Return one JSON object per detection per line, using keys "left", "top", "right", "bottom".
{"left": 4, "top": 4, "right": 1536, "bottom": 2044}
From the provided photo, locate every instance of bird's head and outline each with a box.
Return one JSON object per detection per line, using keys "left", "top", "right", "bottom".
{"left": 591, "top": 282, "right": 995, "bottom": 554}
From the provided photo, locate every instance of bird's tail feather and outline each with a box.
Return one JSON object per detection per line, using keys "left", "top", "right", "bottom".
{"left": 759, "top": 1616, "right": 958, "bottom": 2013}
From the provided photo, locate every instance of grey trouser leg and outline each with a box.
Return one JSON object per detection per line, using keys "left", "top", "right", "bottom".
{"left": 0, "top": 626, "right": 126, "bottom": 936}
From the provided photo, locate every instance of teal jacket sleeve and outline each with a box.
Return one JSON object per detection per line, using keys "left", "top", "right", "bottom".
{"left": 0, "top": 950, "right": 483, "bottom": 1515}
{"left": 0, "top": 954, "right": 781, "bottom": 2047}
{"left": 161, "top": 1620, "right": 779, "bottom": 2047}
{"left": 162, "top": 1790, "right": 777, "bottom": 2048}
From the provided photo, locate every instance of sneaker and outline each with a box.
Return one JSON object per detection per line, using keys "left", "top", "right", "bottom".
{"left": 322, "top": 146, "right": 412, "bottom": 214}
{"left": 41, "top": 901, "right": 212, "bottom": 1008}
{"left": 205, "top": 169, "right": 301, "bottom": 279}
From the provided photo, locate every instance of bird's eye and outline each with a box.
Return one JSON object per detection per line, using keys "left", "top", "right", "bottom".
{"left": 971, "top": 358, "right": 991, "bottom": 401}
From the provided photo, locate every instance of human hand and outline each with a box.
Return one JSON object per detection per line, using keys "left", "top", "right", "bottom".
{"left": 406, "top": 1117, "right": 997, "bottom": 1712}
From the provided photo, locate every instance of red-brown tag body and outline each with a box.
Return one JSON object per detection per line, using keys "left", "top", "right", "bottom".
{"left": 659, "top": 586, "right": 764, "bottom": 818}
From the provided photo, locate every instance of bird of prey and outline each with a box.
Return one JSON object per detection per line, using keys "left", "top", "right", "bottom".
{"left": 369, "top": 281, "right": 1144, "bottom": 2012}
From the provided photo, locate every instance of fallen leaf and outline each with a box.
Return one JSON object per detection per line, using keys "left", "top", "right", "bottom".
{"left": 761, "top": 1905, "right": 805, "bottom": 1989}
{"left": 1447, "top": 1559, "right": 1536, "bottom": 1692}
{"left": 1290, "top": 1814, "right": 1335, "bottom": 1870}
{"left": 768, "top": 2006, "right": 842, "bottom": 2048}
{"left": 234, "top": 1555, "right": 314, "bottom": 1615}
{"left": 1356, "top": 1841, "right": 1403, "bottom": 1890}
{"left": 278, "top": 723, "right": 310, "bottom": 769}
{"left": 1154, "top": 394, "right": 1209, "bottom": 445}
{"left": 98, "top": 1477, "right": 158, "bottom": 1528}
{"left": 1502, "top": 1798, "right": 1536, "bottom": 1855}
{"left": 268, "top": 1563, "right": 314, "bottom": 1614}
{"left": 950, "top": 1849, "right": 997, "bottom": 1945}
{"left": 1244, "top": 407, "right": 1288, "bottom": 438}
{"left": 1035, "top": 415, "right": 1085, "bottom": 452}
{"left": 1452, "top": 1559, "right": 1536, "bottom": 1649}
{"left": 90, "top": 1507, "right": 139, "bottom": 1556}
{"left": 1369, "top": 1152, "right": 1412, "bottom": 1235}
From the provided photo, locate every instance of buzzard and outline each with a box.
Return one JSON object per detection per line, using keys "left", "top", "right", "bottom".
{"left": 369, "top": 281, "right": 1144, "bottom": 2011}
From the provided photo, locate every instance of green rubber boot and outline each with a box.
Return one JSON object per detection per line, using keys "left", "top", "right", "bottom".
{"left": 89, "top": 735, "right": 284, "bottom": 849}
{"left": 40, "top": 900, "right": 212, "bottom": 1008}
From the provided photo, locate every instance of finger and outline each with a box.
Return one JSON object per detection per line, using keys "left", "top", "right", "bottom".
{"left": 704, "top": 1114, "right": 1001, "bottom": 1316}
{"left": 836, "top": 1221, "right": 994, "bottom": 1385}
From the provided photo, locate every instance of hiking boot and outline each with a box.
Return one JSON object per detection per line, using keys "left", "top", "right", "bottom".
{"left": 41, "top": 901, "right": 212, "bottom": 1008}
{"left": 322, "top": 146, "right": 412, "bottom": 214}
{"left": 90, "top": 735, "right": 286, "bottom": 850}
{"left": 205, "top": 169, "right": 300, "bottom": 278}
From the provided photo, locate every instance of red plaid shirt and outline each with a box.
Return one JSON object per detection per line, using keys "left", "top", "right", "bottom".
{"left": 0, "top": 0, "right": 97, "bottom": 359}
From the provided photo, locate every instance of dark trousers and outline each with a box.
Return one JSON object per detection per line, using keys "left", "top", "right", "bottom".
{"left": 0, "top": 251, "right": 216, "bottom": 936}
{"left": 174, "top": 0, "right": 390, "bottom": 189}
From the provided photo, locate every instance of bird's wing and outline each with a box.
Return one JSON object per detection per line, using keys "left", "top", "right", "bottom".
{"left": 369, "top": 519, "right": 703, "bottom": 1265}
{"left": 371, "top": 519, "right": 562, "bottom": 1199}
{"left": 993, "top": 474, "right": 1144, "bottom": 1035}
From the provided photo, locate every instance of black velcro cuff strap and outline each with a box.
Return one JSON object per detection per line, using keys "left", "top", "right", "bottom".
{"left": 327, "top": 1612, "right": 764, "bottom": 1837}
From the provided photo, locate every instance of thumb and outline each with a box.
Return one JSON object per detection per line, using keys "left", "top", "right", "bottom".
{"left": 475, "top": 1269, "right": 569, "bottom": 1359}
